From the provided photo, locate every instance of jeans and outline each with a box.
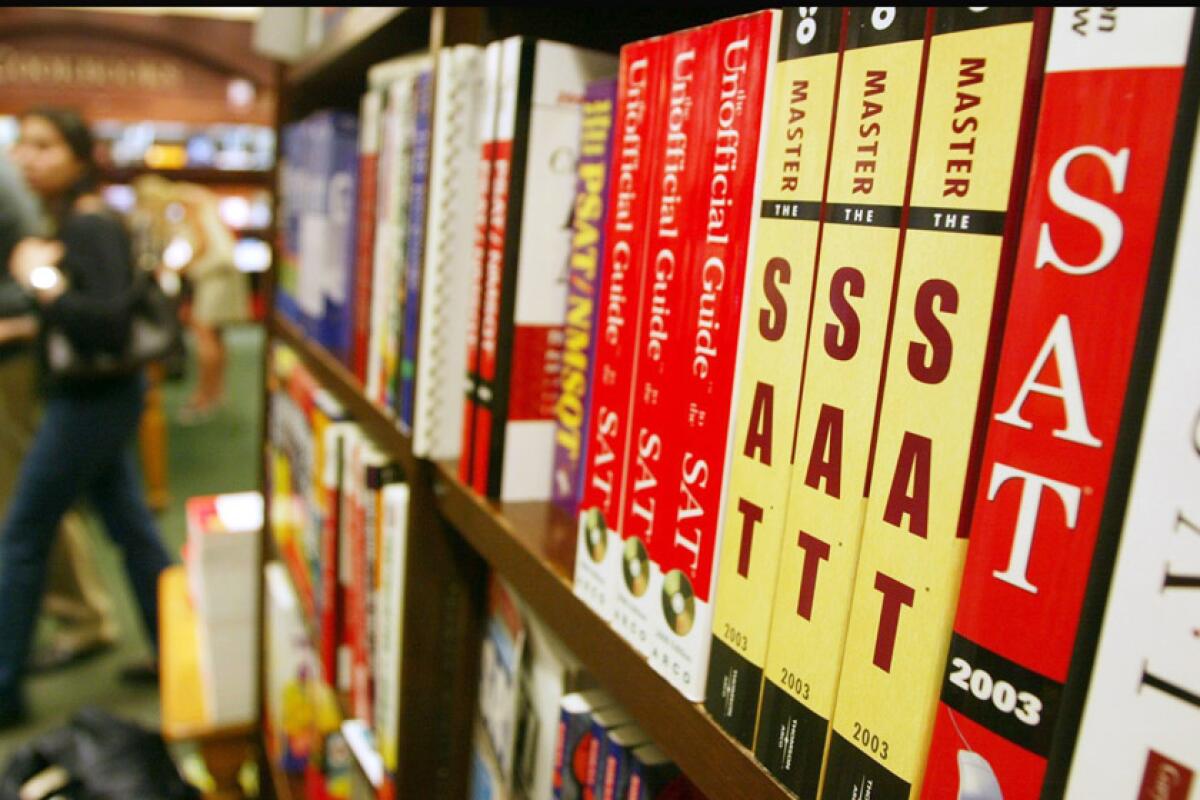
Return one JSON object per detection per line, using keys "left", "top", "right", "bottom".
{"left": 0, "top": 372, "right": 173, "bottom": 710}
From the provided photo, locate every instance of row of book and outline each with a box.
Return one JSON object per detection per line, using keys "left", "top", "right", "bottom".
{"left": 266, "top": 341, "right": 412, "bottom": 796}
{"left": 271, "top": 5, "right": 1200, "bottom": 799}
{"left": 468, "top": 574, "right": 704, "bottom": 800}
{"left": 264, "top": 559, "right": 360, "bottom": 800}
{"left": 567, "top": 6, "right": 1198, "bottom": 800}
{"left": 273, "top": 34, "right": 620, "bottom": 483}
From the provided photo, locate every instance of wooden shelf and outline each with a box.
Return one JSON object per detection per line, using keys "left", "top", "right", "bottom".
{"left": 267, "top": 310, "right": 791, "bottom": 800}
{"left": 432, "top": 465, "right": 793, "bottom": 800}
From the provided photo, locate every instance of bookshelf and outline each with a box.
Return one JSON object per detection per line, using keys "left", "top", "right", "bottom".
{"left": 259, "top": 6, "right": 797, "bottom": 800}
{"left": 269, "top": 310, "right": 794, "bottom": 800}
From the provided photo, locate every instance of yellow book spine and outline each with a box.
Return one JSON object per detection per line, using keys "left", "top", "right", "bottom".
{"left": 705, "top": 6, "right": 844, "bottom": 749}
{"left": 821, "top": 10, "right": 1038, "bottom": 799}
{"left": 756, "top": 8, "right": 931, "bottom": 797}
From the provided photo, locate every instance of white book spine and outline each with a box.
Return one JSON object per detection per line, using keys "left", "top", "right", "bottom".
{"left": 376, "top": 482, "right": 410, "bottom": 774}
{"left": 1065, "top": 94, "right": 1200, "bottom": 799}
{"left": 496, "top": 40, "right": 618, "bottom": 502}
{"left": 414, "top": 44, "right": 485, "bottom": 460}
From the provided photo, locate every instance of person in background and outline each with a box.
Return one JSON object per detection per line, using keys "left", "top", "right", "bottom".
{"left": 0, "top": 107, "right": 174, "bottom": 726}
{"left": 134, "top": 176, "right": 250, "bottom": 424}
{"left": 0, "top": 144, "right": 120, "bottom": 674}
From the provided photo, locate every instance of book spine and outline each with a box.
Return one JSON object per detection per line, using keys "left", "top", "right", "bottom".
{"left": 459, "top": 40, "right": 503, "bottom": 488}
{"left": 326, "top": 116, "right": 360, "bottom": 365}
{"left": 820, "top": 8, "right": 1048, "bottom": 799}
{"left": 355, "top": 454, "right": 381, "bottom": 724}
{"left": 351, "top": 90, "right": 382, "bottom": 383}
{"left": 387, "top": 77, "right": 419, "bottom": 415}
{"left": 551, "top": 77, "right": 618, "bottom": 518}
{"left": 377, "top": 483, "right": 410, "bottom": 777}
{"left": 275, "top": 123, "right": 305, "bottom": 327}
{"left": 319, "top": 420, "right": 349, "bottom": 696}
{"left": 473, "top": 37, "right": 523, "bottom": 497}
{"left": 414, "top": 46, "right": 483, "bottom": 461}
{"left": 752, "top": 7, "right": 931, "bottom": 793}
{"left": 1063, "top": 26, "right": 1200, "bottom": 797}
{"left": 705, "top": 6, "right": 845, "bottom": 746}
{"left": 337, "top": 425, "right": 362, "bottom": 696}
{"left": 487, "top": 42, "right": 617, "bottom": 503}
{"left": 368, "top": 83, "right": 401, "bottom": 407}
{"left": 573, "top": 37, "right": 664, "bottom": 622}
{"left": 649, "top": 8, "right": 780, "bottom": 703}
{"left": 553, "top": 704, "right": 591, "bottom": 800}
{"left": 919, "top": 7, "right": 1196, "bottom": 799}
{"left": 398, "top": 70, "right": 433, "bottom": 433}
{"left": 613, "top": 27, "right": 705, "bottom": 656}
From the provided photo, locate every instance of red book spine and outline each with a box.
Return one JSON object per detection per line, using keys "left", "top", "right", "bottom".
{"left": 650, "top": 10, "right": 777, "bottom": 700}
{"left": 614, "top": 25, "right": 707, "bottom": 655}
{"left": 351, "top": 92, "right": 381, "bottom": 384}
{"left": 473, "top": 37, "right": 522, "bottom": 496}
{"left": 459, "top": 42, "right": 502, "bottom": 488}
{"left": 473, "top": 133, "right": 513, "bottom": 495}
{"left": 574, "top": 37, "right": 665, "bottom": 616}
{"left": 318, "top": 427, "right": 343, "bottom": 697}
{"left": 921, "top": 8, "right": 1195, "bottom": 799}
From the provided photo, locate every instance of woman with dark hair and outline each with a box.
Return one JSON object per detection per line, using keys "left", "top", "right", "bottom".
{"left": 0, "top": 107, "right": 174, "bottom": 725}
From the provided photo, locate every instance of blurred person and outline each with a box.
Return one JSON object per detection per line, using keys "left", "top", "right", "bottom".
{"left": 134, "top": 177, "right": 250, "bottom": 424}
{"left": 0, "top": 107, "right": 175, "bottom": 726}
{"left": 0, "top": 144, "right": 120, "bottom": 673}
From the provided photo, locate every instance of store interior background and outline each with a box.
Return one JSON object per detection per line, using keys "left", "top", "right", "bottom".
{"left": 0, "top": 5, "right": 271, "bottom": 763}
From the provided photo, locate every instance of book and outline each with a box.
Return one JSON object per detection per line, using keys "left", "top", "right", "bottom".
{"left": 553, "top": 689, "right": 616, "bottom": 800}
{"left": 705, "top": 6, "right": 845, "bottom": 747}
{"left": 754, "top": 6, "right": 931, "bottom": 792}
{"left": 573, "top": 36, "right": 666, "bottom": 623}
{"left": 920, "top": 7, "right": 1197, "bottom": 799}
{"left": 551, "top": 76, "right": 618, "bottom": 519}
{"left": 318, "top": 399, "right": 355, "bottom": 696}
{"left": 1063, "top": 27, "right": 1200, "bottom": 796}
{"left": 598, "top": 724, "right": 649, "bottom": 800}
{"left": 585, "top": 706, "right": 634, "bottom": 799}
{"left": 397, "top": 69, "right": 433, "bottom": 433}
{"left": 375, "top": 482, "right": 410, "bottom": 779}
{"left": 265, "top": 560, "right": 319, "bottom": 776}
{"left": 322, "top": 112, "right": 361, "bottom": 365}
{"left": 460, "top": 40, "right": 505, "bottom": 488}
{"left": 476, "top": 37, "right": 618, "bottom": 502}
{"left": 478, "top": 574, "right": 527, "bottom": 787}
{"left": 366, "top": 55, "right": 431, "bottom": 410}
{"left": 276, "top": 122, "right": 307, "bottom": 330}
{"left": 821, "top": 7, "right": 1047, "bottom": 799}
{"left": 350, "top": 89, "right": 383, "bottom": 383}
{"left": 511, "top": 593, "right": 585, "bottom": 800}
{"left": 613, "top": 24, "right": 705, "bottom": 658}
{"left": 626, "top": 744, "right": 697, "bottom": 800}
{"left": 647, "top": 8, "right": 780, "bottom": 703}
{"left": 413, "top": 43, "right": 485, "bottom": 461}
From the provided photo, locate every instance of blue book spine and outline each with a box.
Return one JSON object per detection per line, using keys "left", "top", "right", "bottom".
{"left": 398, "top": 71, "right": 433, "bottom": 431}
{"left": 328, "top": 115, "right": 361, "bottom": 365}
{"left": 275, "top": 122, "right": 305, "bottom": 328}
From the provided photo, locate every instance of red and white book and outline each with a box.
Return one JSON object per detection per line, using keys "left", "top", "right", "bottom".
{"left": 647, "top": 9, "right": 781, "bottom": 702}
{"left": 1065, "top": 37, "right": 1200, "bottom": 796}
{"left": 349, "top": 88, "right": 382, "bottom": 385}
{"left": 920, "top": 7, "right": 1196, "bottom": 799}
{"left": 613, "top": 24, "right": 707, "bottom": 657}
{"left": 459, "top": 39, "right": 504, "bottom": 489}
{"left": 573, "top": 35, "right": 667, "bottom": 623}
{"left": 473, "top": 36, "right": 618, "bottom": 502}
